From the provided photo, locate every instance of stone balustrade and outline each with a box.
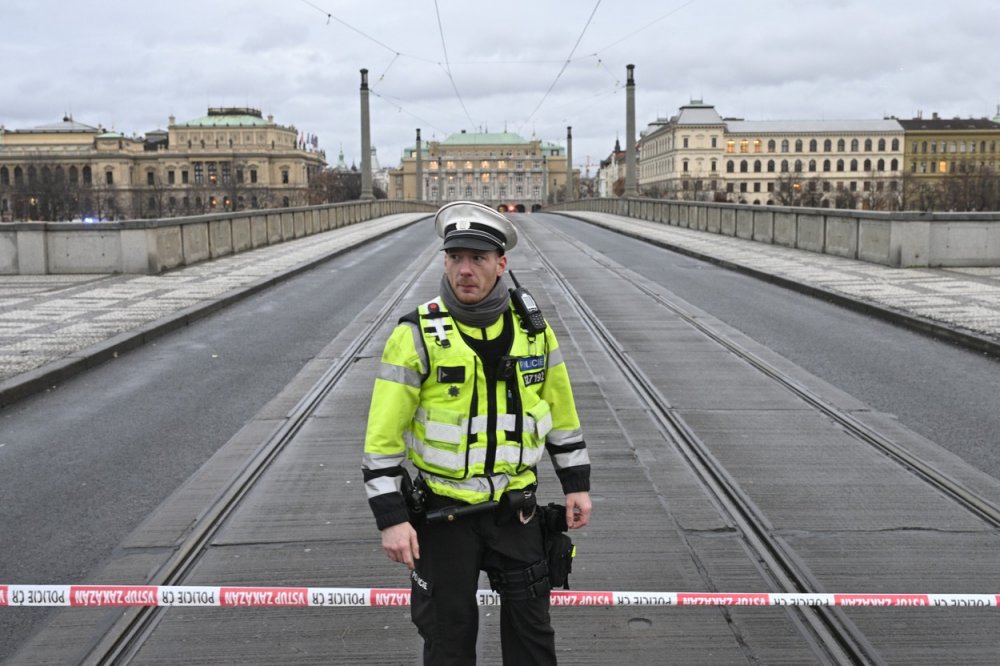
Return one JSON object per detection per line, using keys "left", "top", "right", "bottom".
{"left": 0, "top": 200, "right": 437, "bottom": 275}
{"left": 549, "top": 198, "right": 1000, "bottom": 267}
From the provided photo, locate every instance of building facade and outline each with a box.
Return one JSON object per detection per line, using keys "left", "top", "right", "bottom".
{"left": 897, "top": 113, "right": 1000, "bottom": 210}
{"left": 596, "top": 138, "right": 626, "bottom": 198}
{"left": 0, "top": 108, "right": 326, "bottom": 221}
{"left": 389, "top": 131, "right": 569, "bottom": 211}
{"left": 637, "top": 101, "right": 907, "bottom": 209}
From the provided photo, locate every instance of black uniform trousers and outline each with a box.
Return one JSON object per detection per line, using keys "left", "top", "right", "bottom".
{"left": 410, "top": 493, "right": 556, "bottom": 665}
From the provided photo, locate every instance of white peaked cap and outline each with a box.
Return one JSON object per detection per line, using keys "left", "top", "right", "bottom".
{"left": 434, "top": 201, "right": 518, "bottom": 253}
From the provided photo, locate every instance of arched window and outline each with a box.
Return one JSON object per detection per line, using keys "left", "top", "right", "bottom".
{"left": 14, "top": 166, "right": 24, "bottom": 184}
{"left": 878, "top": 138, "right": 886, "bottom": 151}
{"left": 0, "top": 166, "right": 8, "bottom": 186}
{"left": 850, "top": 159, "right": 858, "bottom": 171}
{"left": 851, "top": 139, "right": 859, "bottom": 151}
{"left": 794, "top": 139, "right": 803, "bottom": 152}
{"left": 836, "top": 159, "right": 845, "bottom": 172}
{"left": 837, "top": 139, "right": 846, "bottom": 151}
{"left": 69, "top": 166, "right": 78, "bottom": 183}
{"left": 83, "top": 166, "right": 92, "bottom": 185}
{"left": 823, "top": 159, "right": 831, "bottom": 172}
{"left": 808, "top": 159, "right": 817, "bottom": 172}
{"left": 877, "top": 159, "right": 885, "bottom": 171}
{"left": 809, "top": 139, "right": 818, "bottom": 152}
{"left": 866, "top": 139, "right": 874, "bottom": 151}
{"left": 767, "top": 139, "right": 776, "bottom": 152}
{"left": 27, "top": 166, "right": 37, "bottom": 183}
{"left": 891, "top": 138, "right": 899, "bottom": 151}
{"left": 823, "top": 139, "right": 833, "bottom": 152}
{"left": 794, "top": 159, "right": 803, "bottom": 172}
{"left": 767, "top": 160, "right": 775, "bottom": 172}
{"left": 726, "top": 160, "right": 735, "bottom": 173}
{"left": 781, "top": 139, "right": 790, "bottom": 152}
{"left": 780, "top": 159, "right": 789, "bottom": 172}
{"left": 753, "top": 160, "right": 762, "bottom": 173}
{"left": 890, "top": 158, "right": 898, "bottom": 171}
{"left": 740, "top": 160, "right": 748, "bottom": 173}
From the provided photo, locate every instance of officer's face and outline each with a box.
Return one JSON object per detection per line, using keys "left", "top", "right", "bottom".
{"left": 444, "top": 248, "right": 507, "bottom": 304}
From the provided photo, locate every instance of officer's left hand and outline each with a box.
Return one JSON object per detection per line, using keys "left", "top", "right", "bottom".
{"left": 565, "top": 491, "right": 591, "bottom": 529}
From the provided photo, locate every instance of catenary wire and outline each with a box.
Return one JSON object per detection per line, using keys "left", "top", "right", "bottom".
{"left": 524, "top": 0, "right": 603, "bottom": 125}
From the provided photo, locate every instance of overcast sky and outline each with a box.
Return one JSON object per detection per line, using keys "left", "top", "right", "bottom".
{"left": 3, "top": 0, "right": 998, "bottom": 176}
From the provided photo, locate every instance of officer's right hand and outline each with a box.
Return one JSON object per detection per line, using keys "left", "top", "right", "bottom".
{"left": 381, "top": 522, "right": 420, "bottom": 570}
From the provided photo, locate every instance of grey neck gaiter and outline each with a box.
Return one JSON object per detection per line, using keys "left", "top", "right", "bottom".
{"left": 440, "top": 273, "right": 510, "bottom": 327}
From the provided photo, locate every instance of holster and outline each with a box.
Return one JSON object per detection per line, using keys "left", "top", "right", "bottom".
{"left": 540, "top": 503, "right": 575, "bottom": 590}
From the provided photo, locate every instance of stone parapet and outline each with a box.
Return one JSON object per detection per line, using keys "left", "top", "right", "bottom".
{"left": 0, "top": 200, "right": 437, "bottom": 274}
{"left": 548, "top": 198, "right": 1000, "bottom": 267}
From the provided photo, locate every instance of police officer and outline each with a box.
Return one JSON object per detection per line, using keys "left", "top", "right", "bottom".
{"left": 363, "top": 201, "right": 592, "bottom": 665}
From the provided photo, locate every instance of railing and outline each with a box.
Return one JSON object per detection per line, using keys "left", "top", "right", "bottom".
{"left": 548, "top": 198, "right": 1000, "bottom": 267}
{"left": 0, "top": 200, "right": 437, "bottom": 275}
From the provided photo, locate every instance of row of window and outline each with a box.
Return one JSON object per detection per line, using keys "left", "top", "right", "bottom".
{"left": 725, "top": 137, "right": 900, "bottom": 154}
{"left": 912, "top": 140, "right": 997, "bottom": 155}
{"left": 723, "top": 158, "right": 899, "bottom": 174}
{"left": 1, "top": 164, "right": 95, "bottom": 186}
{"left": 425, "top": 160, "right": 543, "bottom": 171}
{"left": 426, "top": 173, "right": 540, "bottom": 185}
{"left": 712, "top": 180, "right": 900, "bottom": 194}
{"left": 661, "top": 179, "right": 901, "bottom": 195}
{"left": 1, "top": 164, "right": 290, "bottom": 187}
{"left": 911, "top": 160, "right": 997, "bottom": 174}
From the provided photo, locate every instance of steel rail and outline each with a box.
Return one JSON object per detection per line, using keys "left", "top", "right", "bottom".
{"left": 83, "top": 240, "right": 440, "bottom": 665}
{"left": 526, "top": 224, "right": 884, "bottom": 665}
{"left": 559, "top": 221, "right": 1000, "bottom": 529}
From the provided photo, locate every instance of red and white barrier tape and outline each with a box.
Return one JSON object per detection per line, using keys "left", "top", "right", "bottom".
{"left": 2, "top": 585, "right": 997, "bottom": 608}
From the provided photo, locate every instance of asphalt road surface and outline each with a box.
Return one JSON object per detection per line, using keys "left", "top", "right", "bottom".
{"left": 0, "top": 222, "right": 431, "bottom": 661}
{"left": 539, "top": 212, "right": 1000, "bottom": 480}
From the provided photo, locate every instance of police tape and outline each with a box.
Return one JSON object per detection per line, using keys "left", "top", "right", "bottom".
{"left": 1, "top": 585, "right": 998, "bottom": 608}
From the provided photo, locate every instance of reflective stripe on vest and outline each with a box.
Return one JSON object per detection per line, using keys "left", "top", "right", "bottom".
{"left": 404, "top": 297, "right": 550, "bottom": 494}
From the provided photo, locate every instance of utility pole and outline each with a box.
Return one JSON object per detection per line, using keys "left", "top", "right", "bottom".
{"left": 624, "top": 64, "right": 638, "bottom": 198}
{"left": 359, "top": 69, "right": 374, "bottom": 200}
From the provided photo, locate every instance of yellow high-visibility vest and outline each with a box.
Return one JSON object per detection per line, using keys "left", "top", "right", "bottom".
{"left": 364, "top": 296, "right": 587, "bottom": 507}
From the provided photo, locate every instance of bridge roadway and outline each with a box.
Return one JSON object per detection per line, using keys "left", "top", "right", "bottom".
{"left": 4, "top": 211, "right": 1000, "bottom": 664}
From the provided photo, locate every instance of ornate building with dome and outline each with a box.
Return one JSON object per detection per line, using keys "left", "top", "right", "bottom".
{"left": 0, "top": 108, "right": 326, "bottom": 221}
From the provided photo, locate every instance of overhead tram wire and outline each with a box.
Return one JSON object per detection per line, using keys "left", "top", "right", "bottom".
{"left": 433, "top": 0, "right": 477, "bottom": 130}
{"left": 583, "top": 0, "right": 700, "bottom": 55}
{"left": 295, "top": 0, "right": 437, "bottom": 64}
{"left": 524, "top": 0, "right": 603, "bottom": 125}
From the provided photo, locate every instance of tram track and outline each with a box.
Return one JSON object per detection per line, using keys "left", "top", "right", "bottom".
{"left": 524, "top": 226, "right": 888, "bottom": 664}
{"left": 75, "top": 216, "right": 1000, "bottom": 664}
{"left": 531, "top": 219, "right": 1000, "bottom": 663}
{"left": 81, "top": 242, "right": 442, "bottom": 665}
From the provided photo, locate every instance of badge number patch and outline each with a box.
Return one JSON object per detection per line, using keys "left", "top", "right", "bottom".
{"left": 437, "top": 366, "right": 465, "bottom": 384}
{"left": 523, "top": 370, "right": 545, "bottom": 386}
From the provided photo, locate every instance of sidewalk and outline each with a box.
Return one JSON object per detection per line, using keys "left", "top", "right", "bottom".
{"left": 560, "top": 210, "right": 1000, "bottom": 356}
{"left": 0, "top": 213, "right": 429, "bottom": 406}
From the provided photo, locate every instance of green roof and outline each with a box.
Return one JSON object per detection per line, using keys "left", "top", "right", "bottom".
{"left": 441, "top": 131, "right": 530, "bottom": 145}
{"left": 176, "top": 114, "right": 270, "bottom": 128}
